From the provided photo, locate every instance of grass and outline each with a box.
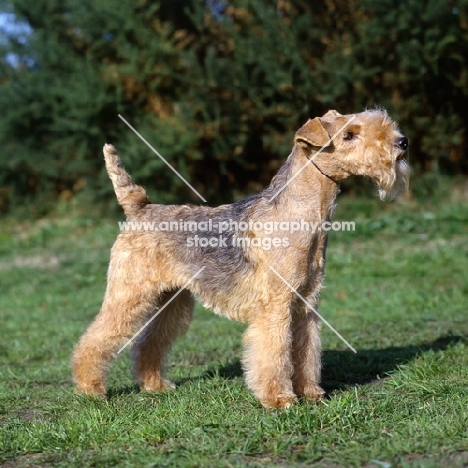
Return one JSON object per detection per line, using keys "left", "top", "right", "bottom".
{"left": 0, "top": 192, "right": 467, "bottom": 467}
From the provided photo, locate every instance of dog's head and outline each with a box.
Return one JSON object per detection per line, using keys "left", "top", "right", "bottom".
{"left": 294, "top": 109, "right": 410, "bottom": 200}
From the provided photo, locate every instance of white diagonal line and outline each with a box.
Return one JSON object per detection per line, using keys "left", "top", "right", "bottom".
{"left": 118, "top": 114, "right": 207, "bottom": 203}
{"left": 268, "top": 115, "right": 357, "bottom": 202}
{"left": 269, "top": 266, "right": 357, "bottom": 353}
{"left": 117, "top": 266, "right": 205, "bottom": 354}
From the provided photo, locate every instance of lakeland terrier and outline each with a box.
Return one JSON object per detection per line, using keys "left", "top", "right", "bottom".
{"left": 72, "top": 109, "right": 409, "bottom": 408}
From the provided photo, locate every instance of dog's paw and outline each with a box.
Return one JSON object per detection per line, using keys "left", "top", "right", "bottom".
{"left": 74, "top": 382, "right": 107, "bottom": 398}
{"left": 260, "top": 392, "right": 296, "bottom": 409}
{"left": 141, "top": 378, "right": 176, "bottom": 393}
{"left": 300, "top": 384, "right": 325, "bottom": 401}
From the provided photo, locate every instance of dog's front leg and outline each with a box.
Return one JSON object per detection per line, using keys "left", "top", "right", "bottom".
{"left": 291, "top": 309, "right": 325, "bottom": 401}
{"left": 242, "top": 302, "right": 295, "bottom": 408}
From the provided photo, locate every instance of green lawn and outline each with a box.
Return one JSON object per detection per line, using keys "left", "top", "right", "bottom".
{"left": 0, "top": 193, "right": 467, "bottom": 467}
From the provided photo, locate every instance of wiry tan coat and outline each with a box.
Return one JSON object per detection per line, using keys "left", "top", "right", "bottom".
{"left": 72, "top": 109, "right": 409, "bottom": 408}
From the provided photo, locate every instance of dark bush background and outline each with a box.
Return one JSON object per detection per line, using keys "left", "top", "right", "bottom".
{"left": 0, "top": 0, "right": 467, "bottom": 214}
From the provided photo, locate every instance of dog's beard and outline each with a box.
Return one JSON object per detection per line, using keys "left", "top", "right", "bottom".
{"left": 378, "top": 159, "right": 410, "bottom": 201}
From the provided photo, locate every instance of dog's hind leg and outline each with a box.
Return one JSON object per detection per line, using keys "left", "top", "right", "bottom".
{"left": 131, "top": 289, "right": 194, "bottom": 392}
{"left": 72, "top": 245, "right": 161, "bottom": 396}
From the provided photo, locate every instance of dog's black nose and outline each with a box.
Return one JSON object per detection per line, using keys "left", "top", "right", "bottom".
{"left": 396, "top": 136, "right": 408, "bottom": 150}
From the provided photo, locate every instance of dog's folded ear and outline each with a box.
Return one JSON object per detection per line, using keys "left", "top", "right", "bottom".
{"left": 294, "top": 118, "right": 331, "bottom": 149}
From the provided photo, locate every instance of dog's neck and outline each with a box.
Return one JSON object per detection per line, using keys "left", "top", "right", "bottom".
{"left": 309, "top": 159, "right": 340, "bottom": 186}
{"left": 263, "top": 146, "right": 341, "bottom": 223}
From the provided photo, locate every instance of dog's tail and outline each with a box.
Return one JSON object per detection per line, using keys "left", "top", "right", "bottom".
{"left": 103, "top": 144, "right": 150, "bottom": 217}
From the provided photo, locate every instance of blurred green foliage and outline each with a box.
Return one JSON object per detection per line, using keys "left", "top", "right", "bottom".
{"left": 0, "top": 0, "right": 467, "bottom": 214}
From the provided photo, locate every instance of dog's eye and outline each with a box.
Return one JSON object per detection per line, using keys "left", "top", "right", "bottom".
{"left": 343, "top": 131, "right": 355, "bottom": 141}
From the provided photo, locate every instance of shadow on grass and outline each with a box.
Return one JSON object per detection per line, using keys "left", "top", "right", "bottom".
{"left": 109, "top": 334, "right": 465, "bottom": 397}
{"left": 321, "top": 334, "right": 466, "bottom": 393}
{"left": 107, "top": 384, "right": 140, "bottom": 399}
{"left": 185, "top": 334, "right": 466, "bottom": 394}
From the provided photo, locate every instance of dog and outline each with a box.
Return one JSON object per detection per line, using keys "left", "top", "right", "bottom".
{"left": 72, "top": 109, "right": 409, "bottom": 408}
